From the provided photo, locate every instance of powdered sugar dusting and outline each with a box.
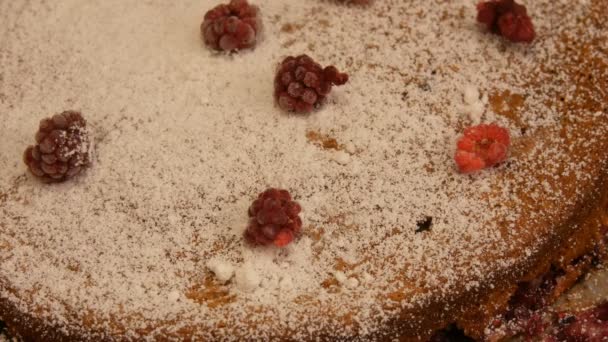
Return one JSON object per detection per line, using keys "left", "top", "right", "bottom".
{"left": 0, "top": 0, "right": 607, "bottom": 340}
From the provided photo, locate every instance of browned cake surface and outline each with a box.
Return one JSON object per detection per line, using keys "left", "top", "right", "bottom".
{"left": 0, "top": 0, "right": 607, "bottom": 340}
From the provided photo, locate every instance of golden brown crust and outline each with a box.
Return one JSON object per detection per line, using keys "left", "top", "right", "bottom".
{"left": 459, "top": 181, "right": 608, "bottom": 341}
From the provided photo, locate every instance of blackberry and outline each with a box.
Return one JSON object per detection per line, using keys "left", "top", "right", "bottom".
{"left": 244, "top": 188, "right": 302, "bottom": 248}
{"left": 201, "top": 0, "right": 262, "bottom": 51}
{"left": 338, "top": 0, "right": 372, "bottom": 5}
{"left": 476, "top": 0, "right": 535, "bottom": 43}
{"left": 23, "top": 111, "right": 91, "bottom": 183}
{"left": 274, "top": 55, "right": 348, "bottom": 113}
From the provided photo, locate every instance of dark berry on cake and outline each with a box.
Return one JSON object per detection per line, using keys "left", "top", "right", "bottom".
{"left": 454, "top": 123, "right": 510, "bottom": 173}
{"left": 201, "top": 0, "right": 262, "bottom": 51}
{"left": 338, "top": 0, "right": 372, "bottom": 5}
{"left": 23, "top": 111, "right": 91, "bottom": 183}
{"left": 274, "top": 55, "right": 349, "bottom": 113}
{"left": 476, "top": 0, "right": 535, "bottom": 43}
{"left": 245, "top": 188, "right": 302, "bottom": 247}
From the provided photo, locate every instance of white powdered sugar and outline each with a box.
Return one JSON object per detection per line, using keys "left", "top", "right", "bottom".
{"left": 346, "top": 277, "right": 359, "bottom": 289}
{"left": 167, "top": 290, "right": 181, "bottom": 303}
{"left": 463, "top": 85, "right": 481, "bottom": 106}
{"left": 331, "top": 150, "right": 351, "bottom": 165}
{"left": 234, "top": 264, "right": 261, "bottom": 293}
{"left": 334, "top": 271, "right": 348, "bottom": 284}
{"left": 462, "top": 84, "right": 486, "bottom": 123}
{"left": 206, "top": 258, "right": 235, "bottom": 283}
{"left": 0, "top": 0, "right": 607, "bottom": 340}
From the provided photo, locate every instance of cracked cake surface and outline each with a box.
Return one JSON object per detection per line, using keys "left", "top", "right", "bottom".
{"left": 0, "top": 0, "right": 607, "bottom": 340}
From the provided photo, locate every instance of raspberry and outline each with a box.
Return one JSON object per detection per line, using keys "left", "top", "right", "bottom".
{"left": 201, "top": 0, "right": 262, "bottom": 51}
{"left": 476, "top": 0, "right": 535, "bottom": 43}
{"left": 23, "top": 111, "right": 91, "bottom": 183}
{"left": 274, "top": 55, "right": 349, "bottom": 113}
{"left": 454, "top": 124, "right": 510, "bottom": 173}
{"left": 244, "top": 188, "right": 302, "bottom": 248}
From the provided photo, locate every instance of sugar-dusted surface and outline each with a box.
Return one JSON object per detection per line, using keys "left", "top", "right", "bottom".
{"left": 0, "top": 0, "right": 607, "bottom": 340}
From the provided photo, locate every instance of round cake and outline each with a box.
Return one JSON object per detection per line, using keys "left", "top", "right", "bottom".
{"left": 1, "top": 0, "right": 607, "bottom": 340}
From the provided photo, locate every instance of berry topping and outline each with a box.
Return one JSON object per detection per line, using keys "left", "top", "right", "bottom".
{"left": 556, "top": 302, "right": 608, "bottom": 341}
{"left": 476, "top": 0, "right": 535, "bottom": 43}
{"left": 274, "top": 55, "right": 349, "bottom": 113}
{"left": 338, "top": 0, "right": 372, "bottom": 5}
{"left": 201, "top": 0, "right": 262, "bottom": 52}
{"left": 23, "top": 111, "right": 91, "bottom": 183}
{"left": 244, "top": 188, "right": 303, "bottom": 248}
{"left": 454, "top": 124, "right": 510, "bottom": 173}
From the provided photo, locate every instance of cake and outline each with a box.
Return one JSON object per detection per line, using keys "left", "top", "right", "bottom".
{"left": 1, "top": 0, "right": 607, "bottom": 340}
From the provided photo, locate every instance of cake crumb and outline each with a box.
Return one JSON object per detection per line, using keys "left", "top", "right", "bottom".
{"left": 235, "top": 264, "right": 261, "bottom": 292}
{"left": 332, "top": 151, "right": 351, "bottom": 165}
{"left": 207, "top": 258, "right": 235, "bottom": 283}
{"left": 167, "top": 290, "right": 180, "bottom": 302}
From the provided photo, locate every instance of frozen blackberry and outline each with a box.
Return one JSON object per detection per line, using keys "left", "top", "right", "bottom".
{"left": 338, "top": 0, "right": 372, "bottom": 5}
{"left": 23, "top": 111, "right": 91, "bottom": 183}
{"left": 201, "top": 0, "right": 262, "bottom": 51}
{"left": 476, "top": 0, "right": 535, "bottom": 43}
{"left": 244, "top": 188, "right": 302, "bottom": 248}
{"left": 274, "top": 55, "right": 349, "bottom": 113}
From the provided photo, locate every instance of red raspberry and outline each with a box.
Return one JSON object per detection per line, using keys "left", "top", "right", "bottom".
{"left": 454, "top": 124, "right": 510, "bottom": 173}
{"left": 476, "top": 0, "right": 535, "bottom": 43}
{"left": 201, "top": 0, "right": 262, "bottom": 51}
{"left": 274, "top": 55, "right": 349, "bottom": 113}
{"left": 23, "top": 111, "right": 91, "bottom": 183}
{"left": 244, "top": 188, "right": 302, "bottom": 248}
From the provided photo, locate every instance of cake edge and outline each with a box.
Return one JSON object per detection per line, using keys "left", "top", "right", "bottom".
{"left": 379, "top": 168, "right": 608, "bottom": 341}
{"left": 0, "top": 171, "right": 607, "bottom": 341}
